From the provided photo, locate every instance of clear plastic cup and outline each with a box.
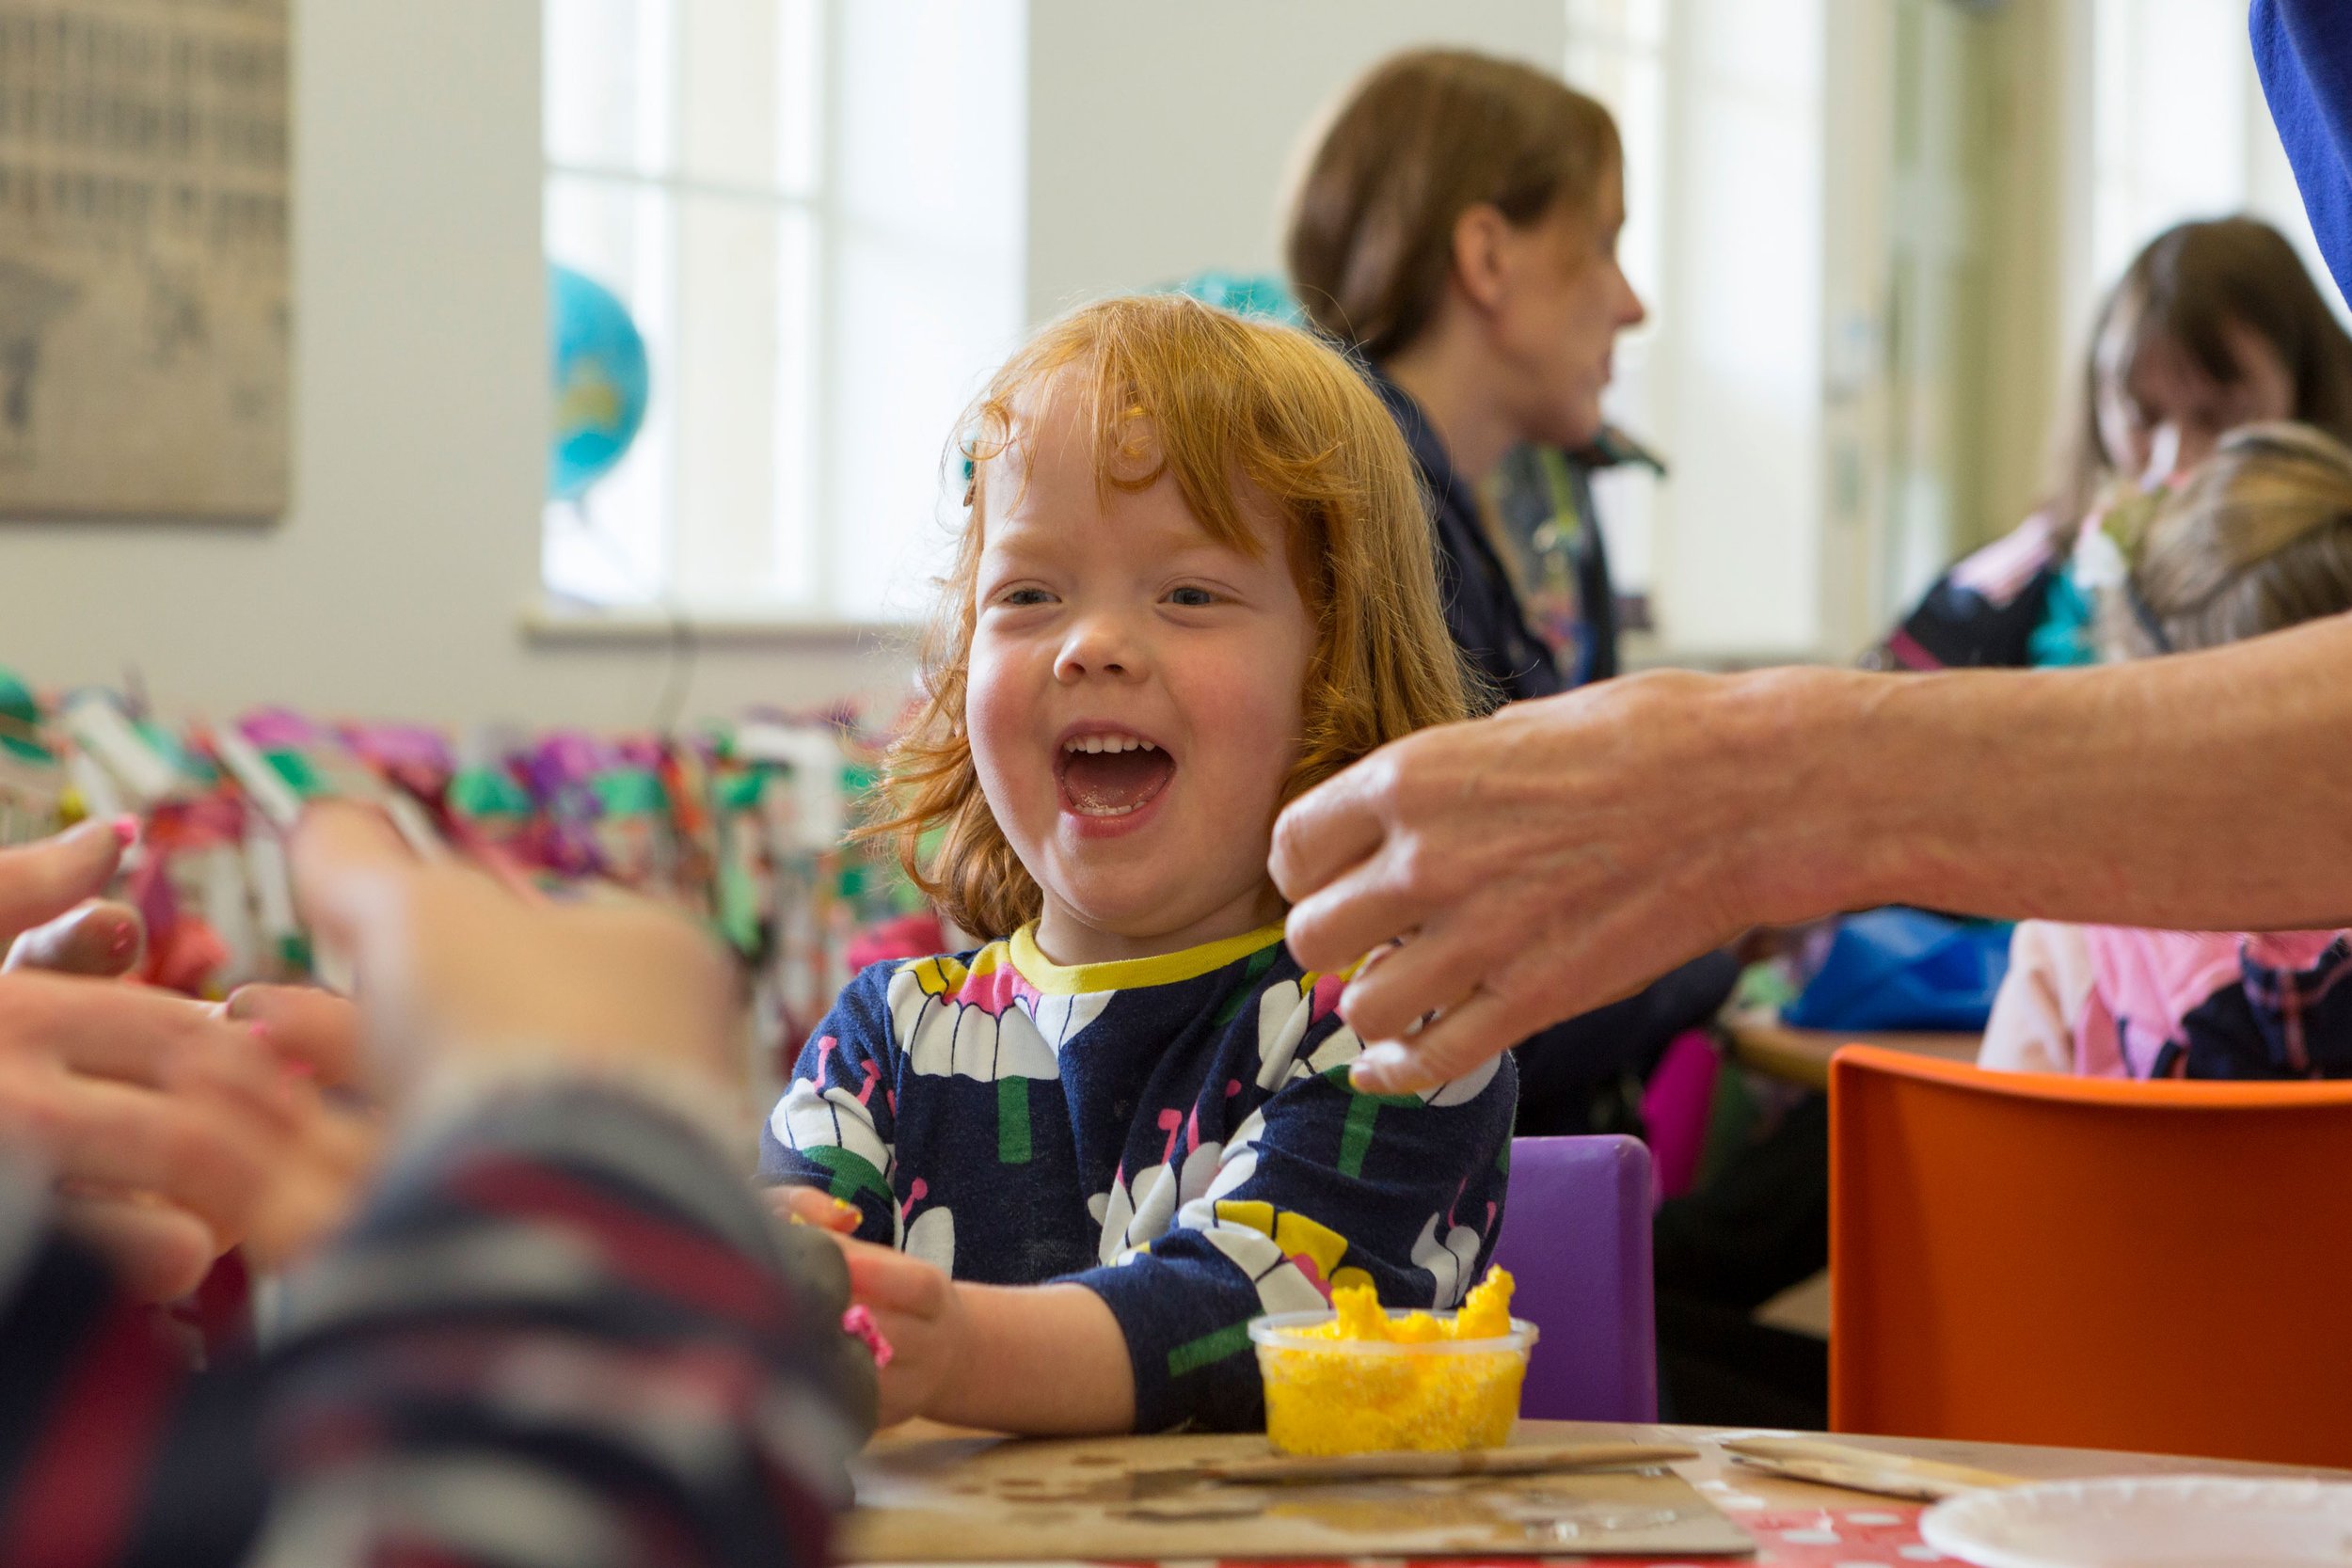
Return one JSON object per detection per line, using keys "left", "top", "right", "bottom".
{"left": 1248, "top": 1308, "right": 1540, "bottom": 1456}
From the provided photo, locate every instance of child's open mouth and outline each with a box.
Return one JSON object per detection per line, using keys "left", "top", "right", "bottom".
{"left": 1057, "top": 730, "right": 1175, "bottom": 821}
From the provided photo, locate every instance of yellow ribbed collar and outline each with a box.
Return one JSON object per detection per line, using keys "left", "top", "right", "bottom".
{"left": 1009, "top": 921, "right": 1288, "bottom": 996}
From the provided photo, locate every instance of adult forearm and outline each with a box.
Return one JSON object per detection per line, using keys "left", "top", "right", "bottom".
{"left": 931, "top": 1282, "right": 1136, "bottom": 1434}
{"left": 1742, "top": 614, "right": 2352, "bottom": 930}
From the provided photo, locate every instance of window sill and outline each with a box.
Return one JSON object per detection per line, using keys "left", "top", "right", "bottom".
{"left": 519, "top": 595, "right": 915, "bottom": 648}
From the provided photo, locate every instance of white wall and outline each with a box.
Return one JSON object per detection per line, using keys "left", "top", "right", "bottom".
{"left": 0, "top": 0, "right": 1573, "bottom": 730}
{"left": 1024, "top": 0, "right": 1566, "bottom": 322}
{"left": 1645, "top": 0, "right": 1828, "bottom": 657}
{"left": 0, "top": 0, "right": 901, "bottom": 732}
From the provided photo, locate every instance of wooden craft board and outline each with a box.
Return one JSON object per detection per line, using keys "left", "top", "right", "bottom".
{"left": 846, "top": 1424, "right": 1754, "bottom": 1560}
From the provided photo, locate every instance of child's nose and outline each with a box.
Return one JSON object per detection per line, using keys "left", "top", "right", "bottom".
{"left": 1055, "top": 612, "right": 1144, "bottom": 682}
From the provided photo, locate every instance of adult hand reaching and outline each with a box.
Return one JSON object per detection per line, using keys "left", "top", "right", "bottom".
{"left": 1273, "top": 671, "right": 1810, "bottom": 1094}
{"left": 1275, "top": 617, "right": 2352, "bottom": 1095}
{"left": 286, "top": 803, "right": 741, "bottom": 1094}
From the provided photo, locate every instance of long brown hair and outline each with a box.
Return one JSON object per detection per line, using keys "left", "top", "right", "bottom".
{"left": 1285, "top": 49, "right": 1622, "bottom": 361}
{"left": 866, "top": 294, "right": 1479, "bottom": 940}
{"left": 2052, "top": 218, "right": 2352, "bottom": 532}
{"left": 2106, "top": 421, "right": 2352, "bottom": 657}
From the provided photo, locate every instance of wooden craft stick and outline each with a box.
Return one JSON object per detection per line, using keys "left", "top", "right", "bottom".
{"left": 1719, "top": 1436, "right": 2026, "bottom": 1500}
{"left": 1195, "top": 1441, "right": 1700, "bottom": 1485}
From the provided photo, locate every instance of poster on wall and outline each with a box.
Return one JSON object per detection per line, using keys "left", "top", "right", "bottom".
{"left": 0, "top": 0, "right": 290, "bottom": 517}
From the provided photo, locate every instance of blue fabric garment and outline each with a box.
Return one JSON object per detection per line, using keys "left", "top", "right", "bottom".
{"left": 1784, "top": 909, "right": 2014, "bottom": 1033}
{"left": 758, "top": 925, "right": 1518, "bottom": 1433}
{"left": 1364, "top": 368, "right": 1567, "bottom": 703}
{"left": 2253, "top": 0, "right": 2352, "bottom": 301}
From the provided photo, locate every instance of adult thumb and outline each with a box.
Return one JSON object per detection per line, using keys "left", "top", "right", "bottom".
{"left": 0, "top": 817, "right": 135, "bottom": 949}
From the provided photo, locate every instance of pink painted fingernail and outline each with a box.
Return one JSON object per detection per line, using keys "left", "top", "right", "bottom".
{"left": 110, "top": 816, "right": 139, "bottom": 847}
{"left": 254, "top": 1022, "right": 315, "bottom": 1080}
{"left": 843, "top": 1305, "right": 894, "bottom": 1369}
{"left": 107, "top": 926, "right": 136, "bottom": 959}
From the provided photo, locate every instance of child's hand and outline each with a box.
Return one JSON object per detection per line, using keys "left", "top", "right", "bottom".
{"left": 764, "top": 1184, "right": 863, "bottom": 1235}
{"left": 834, "top": 1234, "right": 968, "bottom": 1426}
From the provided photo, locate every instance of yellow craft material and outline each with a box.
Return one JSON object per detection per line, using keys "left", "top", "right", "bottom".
{"left": 1248, "top": 1267, "right": 1536, "bottom": 1456}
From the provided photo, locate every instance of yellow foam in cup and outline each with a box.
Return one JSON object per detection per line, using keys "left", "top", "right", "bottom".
{"left": 1249, "top": 1266, "right": 1535, "bottom": 1455}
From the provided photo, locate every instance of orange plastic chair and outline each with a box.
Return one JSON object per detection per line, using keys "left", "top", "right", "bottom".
{"left": 1830, "top": 1044, "right": 2352, "bottom": 1466}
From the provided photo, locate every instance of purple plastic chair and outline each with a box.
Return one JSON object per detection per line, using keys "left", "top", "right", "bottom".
{"left": 1489, "top": 1134, "right": 1658, "bottom": 1421}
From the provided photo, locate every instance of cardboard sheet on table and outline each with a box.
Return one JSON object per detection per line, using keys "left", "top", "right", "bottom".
{"left": 845, "top": 1425, "right": 1753, "bottom": 1560}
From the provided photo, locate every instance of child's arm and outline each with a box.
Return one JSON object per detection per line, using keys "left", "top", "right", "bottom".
{"left": 1072, "top": 1013, "right": 1519, "bottom": 1433}
{"left": 834, "top": 1238, "right": 1136, "bottom": 1432}
{"left": 758, "top": 964, "right": 901, "bottom": 1243}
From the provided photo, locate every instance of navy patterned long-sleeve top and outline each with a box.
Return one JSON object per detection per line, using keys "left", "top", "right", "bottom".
{"left": 757, "top": 922, "right": 1518, "bottom": 1433}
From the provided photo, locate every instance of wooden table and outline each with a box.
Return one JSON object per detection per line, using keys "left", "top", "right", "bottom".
{"left": 855, "top": 1418, "right": 2344, "bottom": 1564}
{"left": 1722, "top": 1007, "right": 1981, "bottom": 1091}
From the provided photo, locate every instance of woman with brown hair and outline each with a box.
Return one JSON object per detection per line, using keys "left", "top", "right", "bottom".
{"left": 1287, "top": 48, "right": 1645, "bottom": 705}
{"left": 1877, "top": 216, "right": 2352, "bottom": 672}
{"left": 1285, "top": 49, "right": 1735, "bottom": 1164}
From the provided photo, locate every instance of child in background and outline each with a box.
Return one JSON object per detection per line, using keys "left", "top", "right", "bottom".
{"left": 1874, "top": 217, "right": 2352, "bottom": 673}
{"left": 1979, "top": 423, "right": 2352, "bottom": 1079}
{"left": 760, "top": 295, "right": 1518, "bottom": 1434}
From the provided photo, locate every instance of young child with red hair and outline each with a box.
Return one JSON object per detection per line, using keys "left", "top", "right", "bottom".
{"left": 760, "top": 294, "right": 1518, "bottom": 1435}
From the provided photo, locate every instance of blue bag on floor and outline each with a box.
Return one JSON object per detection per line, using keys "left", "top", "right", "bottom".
{"left": 1782, "top": 908, "right": 2011, "bottom": 1032}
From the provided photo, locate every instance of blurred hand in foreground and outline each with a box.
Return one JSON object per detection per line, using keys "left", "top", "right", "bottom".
{"left": 286, "top": 802, "right": 741, "bottom": 1093}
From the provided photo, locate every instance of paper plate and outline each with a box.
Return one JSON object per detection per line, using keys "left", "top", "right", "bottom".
{"left": 1921, "top": 1475, "right": 2352, "bottom": 1567}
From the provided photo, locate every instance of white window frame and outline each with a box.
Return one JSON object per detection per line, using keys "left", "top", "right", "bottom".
{"left": 535, "top": 0, "right": 1025, "bottom": 637}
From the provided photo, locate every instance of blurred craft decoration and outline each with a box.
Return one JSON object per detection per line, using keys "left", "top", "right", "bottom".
{"left": 0, "top": 664, "right": 938, "bottom": 1113}
{"left": 548, "top": 262, "right": 650, "bottom": 502}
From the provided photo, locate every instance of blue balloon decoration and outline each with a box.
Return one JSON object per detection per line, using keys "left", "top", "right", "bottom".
{"left": 548, "top": 263, "right": 650, "bottom": 503}
{"left": 1161, "top": 269, "right": 1306, "bottom": 325}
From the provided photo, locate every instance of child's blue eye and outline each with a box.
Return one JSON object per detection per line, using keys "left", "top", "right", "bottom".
{"left": 1167, "top": 586, "right": 1217, "bottom": 608}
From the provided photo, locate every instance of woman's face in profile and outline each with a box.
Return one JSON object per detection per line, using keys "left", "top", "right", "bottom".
{"left": 2095, "top": 317, "right": 2296, "bottom": 487}
{"left": 1490, "top": 164, "right": 1646, "bottom": 451}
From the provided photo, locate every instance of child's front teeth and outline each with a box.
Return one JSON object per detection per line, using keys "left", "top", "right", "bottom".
{"left": 1064, "top": 735, "right": 1157, "bottom": 754}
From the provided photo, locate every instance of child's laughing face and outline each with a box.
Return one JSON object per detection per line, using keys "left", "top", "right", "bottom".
{"left": 966, "top": 388, "right": 1316, "bottom": 966}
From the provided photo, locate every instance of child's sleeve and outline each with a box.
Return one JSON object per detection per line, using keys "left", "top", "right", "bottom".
{"left": 758, "top": 961, "right": 901, "bottom": 1244}
{"left": 1066, "top": 1000, "right": 1518, "bottom": 1433}
{"left": 1980, "top": 921, "right": 2095, "bottom": 1076}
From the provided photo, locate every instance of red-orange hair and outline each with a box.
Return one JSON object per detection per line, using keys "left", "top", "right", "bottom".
{"left": 866, "top": 293, "right": 1478, "bottom": 940}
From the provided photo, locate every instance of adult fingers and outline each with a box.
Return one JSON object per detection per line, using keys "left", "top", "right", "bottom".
{"left": 53, "top": 1193, "right": 220, "bottom": 1304}
{"left": 1268, "top": 755, "right": 1395, "bottom": 910}
{"left": 5, "top": 900, "right": 144, "bottom": 977}
{"left": 1347, "top": 987, "right": 1542, "bottom": 1098}
{"left": 0, "top": 818, "right": 135, "bottom": 949}
{"left": 1280, "top": 831, "right": 1451, "bottom": 980}
{"left": 1346, "top": 900, "right": 1736, "bottom": 1096}
{"left": 1332, "top": 914, "right": 1500, "bottom": 1048}
{"left": 227, "top": 984, "right": 367, "bottom": 1092}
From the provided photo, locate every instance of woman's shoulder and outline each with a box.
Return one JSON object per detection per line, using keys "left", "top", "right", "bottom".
{"left": 1947, "top": 512, "right": 2072, "bottom": 602}
{"left": 1873, "top": 512, "right": 2072, "bottom": 671}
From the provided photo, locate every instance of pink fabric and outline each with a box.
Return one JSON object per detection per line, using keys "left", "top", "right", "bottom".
{"left": 2072, "top": 926, "right": 2348, "bottom": 1077}
{"left": 1947, "top": 513, "right": 2065, "bottom": 603}
{"left": 1640, "top": 1029, "right": 1719, "bottom": 1205}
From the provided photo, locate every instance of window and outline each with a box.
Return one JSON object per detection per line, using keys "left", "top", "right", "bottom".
{"left": 1564, "top": 0, "right": 1667, "bottom": 603}
{"left": 2086, "top": 0, "right": 2342, "bottom": 322}
{"left": 542, "top": 0, "right": 1025, "bottom": 623}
